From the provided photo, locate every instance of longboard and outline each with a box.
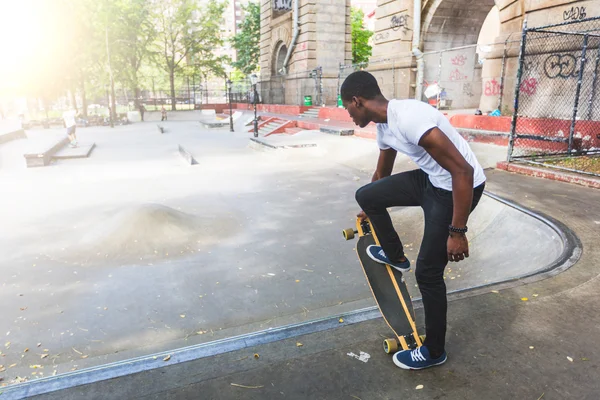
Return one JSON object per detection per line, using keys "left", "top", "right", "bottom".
{"left": 343, "top": 217, "right": 423, "bottom": 354}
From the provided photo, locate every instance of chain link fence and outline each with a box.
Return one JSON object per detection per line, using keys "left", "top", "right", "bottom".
{"left": 508, "top": 17, "right": 600, "bottom": 177}
{"left": 259, "top": 67, "right": 323, "bottom": 106}
{"left": 337, "top": 56, "right": 413, "bottom": 102}
{"left": 336, "top": 41, "right": 519, "bottom": 113}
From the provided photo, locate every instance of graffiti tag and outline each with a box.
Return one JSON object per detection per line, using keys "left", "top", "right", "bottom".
{"left": 462, "top": 83, "right": 474, "bottom": 98}
{"left": 448, "top": 69, "right": 467, "bottom": 81}
{"left": 563, "top": 6, "right": 587, "bottom": 21}
{"left": 544, "top": 54, "right": 580, "bottom": 79}
{"left": 390, "top": 14, "right": 409, "bottom": 31}
{"left": 273, "top": 0, "right": 292, "bottom": 11}
{"left": 484, "top": 79, "right": 501, "bottom": 96}
{"left": 519, "top": 77, "right": 538, "bottom": 96}
{"left": 374, "top": 31, "right": 390, "bottom": 42}
{"left": 451, "top": 54, "right": 467, "bottom": 66}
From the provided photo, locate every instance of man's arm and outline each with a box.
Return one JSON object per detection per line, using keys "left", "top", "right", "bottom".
{"left": 418, "top": 127, "right": 474, "bottom": 262}
{"left": 372, "top": 148, "right": 397, "bottom": 182}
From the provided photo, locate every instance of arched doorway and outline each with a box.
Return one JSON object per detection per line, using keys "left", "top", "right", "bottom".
{"left": 420, "top": 0, "right": 499, "bottom": 110}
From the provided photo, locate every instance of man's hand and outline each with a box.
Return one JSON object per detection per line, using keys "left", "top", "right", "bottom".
{"left": 447, "top": 232, "right": 469, "bottom": 262}
{"left": 357, "top": 210, "right": 368, "bottom": 221}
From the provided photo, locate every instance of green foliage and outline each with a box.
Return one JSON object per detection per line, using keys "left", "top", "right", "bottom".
{"left": 154, "top": 0, "right": 228, "bottom": 109}
{"left": 231, "top": 1, "right": 260, "bottom": 75}
{"left": 351, "top": 7, "right": 373, "bottom": 65}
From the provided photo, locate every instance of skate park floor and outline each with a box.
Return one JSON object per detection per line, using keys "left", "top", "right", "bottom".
{"left": 0, "top": 118, "right": 596, "bottom": 399}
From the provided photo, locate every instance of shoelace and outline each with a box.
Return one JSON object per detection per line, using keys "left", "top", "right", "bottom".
{"left": 410, "top": 347, "right": 427, "bottom": 362}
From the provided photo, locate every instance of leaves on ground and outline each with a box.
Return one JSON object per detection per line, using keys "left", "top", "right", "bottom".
{"left": 230, "top": 383, "right": 263, "bottom": 389}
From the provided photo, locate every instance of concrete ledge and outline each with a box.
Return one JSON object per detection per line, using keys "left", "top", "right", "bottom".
{"left": 248, "top": 138, "right": 317, "bottom": 151}
{"left": 178, "top": 145, "right": 198, "bottom": 165}
{"left": 457, "top": 128, "right": 509, "bottom": 146}
{"left": 320, "top": 126, "right": 354, "bottom": 136}
{"left": 23, "top": 137, "right": 69, "bottom": 167}
{"left": 199, "top": 121, "right": 229, "bottom": 129}
{"left": 0, "top": 129, "right": 26, "bottom": 145}
{"left": 248, "top": 138, "right": 278, "bottom": 151}
{"left": 497, "top": 161, "right": 600, "bottom": 189}
{"left": 53, "top": 143, "right": 96, "bottom": 160}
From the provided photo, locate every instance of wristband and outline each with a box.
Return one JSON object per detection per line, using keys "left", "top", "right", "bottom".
{"left": 449, "top": 225, "right": 468, "bottom": 234}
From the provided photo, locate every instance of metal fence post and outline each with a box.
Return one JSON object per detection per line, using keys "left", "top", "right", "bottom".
{"left": 507, "top": 20, "right": 529, "bottom": 162}
{"left": 498, "top": 36, "right": 510, "bottom": 112}
{"left": 436, "top": 51, "right": 443, "bottom": 109}
{"left": 568, "top": 34, "right": 589, "bottom": 154}
{"left": 337, "top": 62, "right": 342, "bottom": 99}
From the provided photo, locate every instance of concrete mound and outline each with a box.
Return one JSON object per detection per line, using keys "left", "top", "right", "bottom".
{"left": 50, "top": 204, "right": 237, "bottom": 266}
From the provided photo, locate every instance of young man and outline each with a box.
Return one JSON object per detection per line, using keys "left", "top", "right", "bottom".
{"left": 62, "top": 108, "right": 78, "bottom": 148}
{"left": 341, "top": 71, "right": 486, "bottom": 370}
{"left": 161, "top": 105, "right": 167, "bottom": 121}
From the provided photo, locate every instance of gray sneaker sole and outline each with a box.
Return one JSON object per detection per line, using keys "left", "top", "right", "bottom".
{"left": 393, "top": 354, "right": 447, "bottom": 370}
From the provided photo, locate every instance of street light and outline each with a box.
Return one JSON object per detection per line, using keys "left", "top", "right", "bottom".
{"left": 249, "top": 74, "right": 259, "bottom": 138}
{"left": 226, "top": 79, "right": 234, "bottom": 132}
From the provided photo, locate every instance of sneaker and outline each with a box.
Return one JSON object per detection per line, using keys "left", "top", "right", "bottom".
{"left": 366, "top": 245, "right": 411, "bottom": 273}
{"left": 393, "top": 346, "right": 447, "bottom": 370}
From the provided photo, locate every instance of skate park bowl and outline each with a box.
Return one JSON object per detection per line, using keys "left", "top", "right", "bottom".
{"left": 0, "top": 189, "right": 580, "bottom": 399}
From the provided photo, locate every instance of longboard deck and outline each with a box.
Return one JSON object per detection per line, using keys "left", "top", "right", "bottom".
{"left": 350, "top": 218, "right": 422, "bottom": 351}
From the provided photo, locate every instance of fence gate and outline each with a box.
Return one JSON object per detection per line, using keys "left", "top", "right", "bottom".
{"left": 508, "top": 17, "right": 600, "bottom": 177}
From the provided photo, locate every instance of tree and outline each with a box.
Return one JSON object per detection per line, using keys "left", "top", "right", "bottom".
{"left": 109, "top": 0, "right": 157, "bottom": 110}
{"left": 351, "top": 7, "right": 373, "bottom": 65}
{"left": 154, "top": 0, "right": 227, "bottom": 110}
{"left": 231, "top": 1, "right": 260, "bottom": 75}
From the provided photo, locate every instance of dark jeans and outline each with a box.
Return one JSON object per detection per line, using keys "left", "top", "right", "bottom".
{"left": 355, "top": 169, "right": 485, "bottom": 356}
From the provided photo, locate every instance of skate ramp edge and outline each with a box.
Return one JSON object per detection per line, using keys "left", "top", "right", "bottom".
{"left": 0, "top": 192, "right": 581, "bottom": 400}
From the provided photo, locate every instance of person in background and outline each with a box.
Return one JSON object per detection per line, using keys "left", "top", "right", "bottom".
{"left": 139, "top": 103, "right": 146, "bottom": 121}
{"left": 161, "top": 105, "right": 167, "bottom": 121}
{"left": 62, "top": 107, "right": 78, "bottom": 148}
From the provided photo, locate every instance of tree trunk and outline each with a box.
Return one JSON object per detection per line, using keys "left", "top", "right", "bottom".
{"left": 110, "top": 78, "right": 117, "bottom": 121}
{"left": 134, "top": 86, "right": 141, "bottom": 110}
{"left": 170, "top": 70, "right": 176, "bottom": 111}
{"left": 80, "top": 75, "right": 88, "bottom": 118}
{"left": 69, "top": 87, "right": 78, "bottom": 113}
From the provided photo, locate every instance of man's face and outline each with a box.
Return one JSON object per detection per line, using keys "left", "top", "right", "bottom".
{"left": 343, "top": 96, "right": 370, "bottom": 128}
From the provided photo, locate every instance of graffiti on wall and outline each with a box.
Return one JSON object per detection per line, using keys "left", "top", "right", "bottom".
{"left": 519, "top": 77, "right": 538, "bottom": 96}
{"left": 451, "top": 54, "right": 467, "bottom": 66}
{"left": 484, "top": 78, "right": 501, "bottom": 96}
{"left": 462, "top": 82, "right": 474, "bottom": 97}
{"left": 374, "top": 31, "right": 390, "bottom": 43}
{"left": 544, "top": 54, "right": 581, "bottom": 79}
{"left": 390, "top": 14, "right": 409, "bottom": 31}
{"left": 448, "top": 69, "right": 468, "bottom": 81}
{"left": 563, "top": 6, "right": 586, "bottom": 21}
{"left": 273, "top": 0, "right": 292, "bottom": 12}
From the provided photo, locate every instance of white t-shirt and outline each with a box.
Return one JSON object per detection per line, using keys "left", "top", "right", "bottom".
{"left": 377, "top": 99, "right": 486, "bottom": 191}
{"left": 63, "top": 110, "right": 76, "bottom": 128}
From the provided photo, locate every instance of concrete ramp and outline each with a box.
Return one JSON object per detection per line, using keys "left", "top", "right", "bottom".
{"left": 0, "top": 190, "right": 579, "bottom": 400}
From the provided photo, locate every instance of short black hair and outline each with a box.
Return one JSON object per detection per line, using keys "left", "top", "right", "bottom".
{"left": 340, "top": 71, "right": 382, "bottom": 101}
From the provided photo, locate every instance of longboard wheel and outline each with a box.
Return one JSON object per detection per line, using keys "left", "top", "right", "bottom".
{"left": 383, "top": 338, "right": 398, "bottom": 354}
{"left": 342, "top": 228, "right": 355, "bottom": 240}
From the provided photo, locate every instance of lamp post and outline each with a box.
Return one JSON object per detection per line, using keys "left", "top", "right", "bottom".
{"left": 249, "top": 74, "right": 258, "bottom": 138}
{"left": 226, "top": 79, "right": 234, "bottom": 132}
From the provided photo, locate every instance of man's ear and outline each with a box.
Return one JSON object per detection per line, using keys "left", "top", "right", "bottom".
{"left": 352, "top": 96, "right": 361, "bottom": 108}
